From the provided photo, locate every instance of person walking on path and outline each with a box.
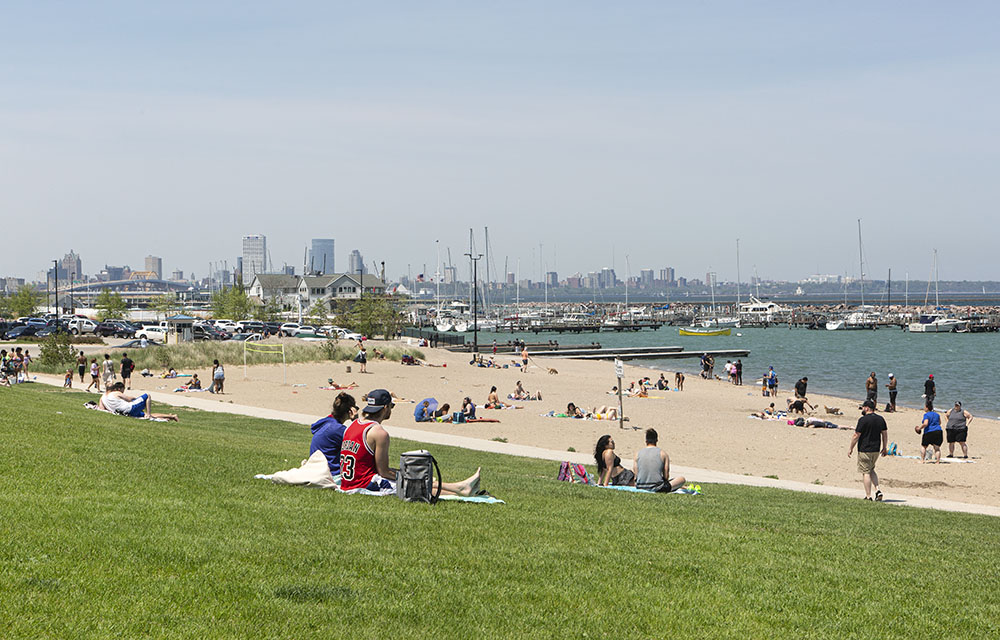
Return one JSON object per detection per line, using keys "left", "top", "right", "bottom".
{"left": 916, "top": 400, "right": 943, "bottom": 464}
{"left": 86, "top": 358, "right": 100, "bottom": 393}
{"left": 521, "top": 345, "right": 529, "bottom": 373}
{"left": 101, "top": 353, "right": 116, "bottom": 389}
{"left": 945, "top": 401, "right": 973, "bottom": 459}
{"left": 120, "top": 353, "right": 135, "bottom": 390}
{"left": 76, "top": 351, "right": 87, "bottom": 383}
{"left": 795, "top": 377, "right": 808, "bottom": 399}
{"left": 847, "top": 399, "right": 887, "bottom": 501}
{"left": 924, "top": 374, "right": 936, "bottom": 405}
{"left": 885, "top": 374, "right": 897, "bottom": 412}
{"left": 865, "top": 372, "right": 878, "bottom": 405}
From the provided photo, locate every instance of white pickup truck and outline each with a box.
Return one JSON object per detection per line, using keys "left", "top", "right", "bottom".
{"left": 66, "top": 318, "right": 98, "bottom": 335}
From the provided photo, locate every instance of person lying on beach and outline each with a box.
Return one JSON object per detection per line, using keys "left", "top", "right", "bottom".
{"left": 751, "top": 403, "right": 778, "bottom": 419}
{"left": 327, "top": 379, "right": 359, "bottom": 389}
{"left": 787, "top": 398, "right": 816, "bottom": 414}
{"left": 595, "top": 435, "right": 635, "bottom": 486}
{"left": 339, "top": 389, "right": 482, "bottom": 496}
{"left": 310, "top": 392, "right": 358, "bottom": 476}
{"left": 161, "top": 368, "right": 178, "bottom": 378}
{"left": 566, "top": 403, "right": 586, "bottom": 419}
{"left": 99, "top": 382, "right": 179, "bottom": 421}
{"left": 589, "top": 406, "right": 619, "bottom": 420}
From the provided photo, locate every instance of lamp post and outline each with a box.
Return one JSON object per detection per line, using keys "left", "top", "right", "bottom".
{"left": 53, "top": 260, "right": 59, "bottom": 324}
{"left": 465, "top": 252, "right": 483, "bottom": 353}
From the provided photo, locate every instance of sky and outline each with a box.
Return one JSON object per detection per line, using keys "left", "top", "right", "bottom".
{"left": 2, "top": 1, "right": 999, "bottom": 284}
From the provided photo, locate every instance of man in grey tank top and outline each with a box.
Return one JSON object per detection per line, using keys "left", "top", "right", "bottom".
{"left": 634, "top": 428, "right": 686, "bottom": 493}
{"left": 945, "top": 402, "right": 973, "bottom": 459}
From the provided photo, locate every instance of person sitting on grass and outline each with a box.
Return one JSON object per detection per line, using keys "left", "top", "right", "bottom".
{"left": 339, "top": 389, "right": 482, "bottom": 496}
{"left": 595, "top": 434, "right": 635, "bottom": 486}
{"left": 310, "top": 392, "right": 358, "bottom": 476}
{"left": 634, "top": 428, "right": 686, "bottom": 493}
{"left": 98, "top": 382, "right": 179, "bottom": 421}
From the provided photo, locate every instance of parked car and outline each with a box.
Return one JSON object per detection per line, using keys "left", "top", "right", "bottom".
{"left": 263, "top": 322, "right": 284, "bottom": 335}
{"left": 95, "top": 321, "right": 135, "bottom": 338}
{"left": 337, "top": 329, "right": 364, "bottom": 341}
{"left": 136, "top": 323, "right": 168, "bottom": 341}
{"left": 290, "top": 325, "right": 318, "bottom": 337}
{"left": 113, "top": 339, "right": 160, "bottom": 349}
{"left": 213, "top": 319, "right": 240, "bottom": 333}
{"left": 66, "top": 318, "right": 98, "bottom": 335}
{"left": 236, "top": 320, "right": 266, "bottom": 333}
{"left": 226, "top": 332, "right": 263, "bottom": 342}
{"left": 35, "top": 325, "right": 71, "bottom": 338}
{"left": 3, "top": 325, "right": 40, "bottom": 340}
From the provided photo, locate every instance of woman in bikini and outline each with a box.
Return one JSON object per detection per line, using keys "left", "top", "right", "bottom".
{"left": 594, "top": 435, "right": 635, "bottom": 487}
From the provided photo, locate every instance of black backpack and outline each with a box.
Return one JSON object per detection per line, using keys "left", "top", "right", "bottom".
{"left": 397, "top": 450, "right": 442, "bottom": 504}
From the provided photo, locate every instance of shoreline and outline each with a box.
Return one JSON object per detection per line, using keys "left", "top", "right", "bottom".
{"left": 41, "top": 338, "right": 1000, "bottom": 508}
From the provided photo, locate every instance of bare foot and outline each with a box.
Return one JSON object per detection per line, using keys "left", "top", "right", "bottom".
{"left": 458, "top": 468, "right": 482, "bottom": 497}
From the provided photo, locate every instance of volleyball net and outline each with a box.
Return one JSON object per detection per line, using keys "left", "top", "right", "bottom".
{"left": 243, "top": 341, "right": 287, "bottom": 384}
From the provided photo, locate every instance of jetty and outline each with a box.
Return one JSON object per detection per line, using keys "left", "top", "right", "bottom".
{"left": 530, "top": 346, "right": 750, "bottom": 361}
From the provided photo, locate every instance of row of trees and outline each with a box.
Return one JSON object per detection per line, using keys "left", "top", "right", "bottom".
{"left": 0, "top": 286, "right": 42, "bottom": 319}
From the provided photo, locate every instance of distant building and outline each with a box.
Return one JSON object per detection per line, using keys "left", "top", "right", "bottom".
{"left": 242, "top": 235, "right": 267, "bottom": 283}
{"left": 506, "top": 272, "right": 515, "bottom": 285}
{"left": 309, "top": 238, "right": 336, "bottom": 274}
{"left": 659, "top": 267, "right": 675, "bottom": 284}
{"left": 348, "top": 249, "right": 366, "bottom": 275}
{"left": 443, "top": 265, "right": 457, "bottom": 284}
{"left": 145, "top": 255, "right": 163, "bottom": 280}
{"left": 281, "top": 265, "right": 295, "bottom": 276}
{"left": 599, "top": 267, "right": 617, "bottom": 289}
{"left": 677, "top": 277, "right": 688, "bottom": 287}
{"left": 639, "top": 269, "right": 654, "bottom": 287}
{"left": 2, "top": 277, "right": 25, "bottom": 293}
{"left": 545, "top": 271, "right": 558, "bottom": 287}
{"left": 62, "top": 251, "right": 82, "bottom": 280}
{"left": 170, "top": 269, "right": 184, "bottom": 281}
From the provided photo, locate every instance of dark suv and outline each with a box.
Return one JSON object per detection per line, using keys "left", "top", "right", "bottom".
{"left": 95, "top": 320, "right": 135, "bottom": 338}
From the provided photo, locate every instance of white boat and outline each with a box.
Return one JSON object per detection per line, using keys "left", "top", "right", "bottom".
{"left": 700, "top": 317, "right": 740, "bottom": 329}
{"left": 826, "top": 309, "right": 879, "bottom": 330}
{"left": 435, "top": 321, "right": 454, "bottom": 332}
{"left": 453, "top": 321, "right": 469, "bottom": 333}
{"left": 739, "top": 296, "right": 791, "bottom": 324}
{"left": 908, "top": 315, "right": 967, "bottom": 333}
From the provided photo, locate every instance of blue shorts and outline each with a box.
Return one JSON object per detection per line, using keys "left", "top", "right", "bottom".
{"left": 364, "top": 474, "right": 396, "bottom": 494}
{"left": 127, "top": 394, "right": 149, "bottom": 418}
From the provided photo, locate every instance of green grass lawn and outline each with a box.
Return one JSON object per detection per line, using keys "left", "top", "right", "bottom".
{"left": 1, "top": 384, "right": 998, "bottom": 639}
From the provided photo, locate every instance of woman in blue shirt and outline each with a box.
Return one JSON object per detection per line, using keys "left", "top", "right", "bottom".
{"left": 310, "top": 392, "right": 358, "bottom": 476}
{"left": 915, "top": 400, "right": 943, "bottom": 464}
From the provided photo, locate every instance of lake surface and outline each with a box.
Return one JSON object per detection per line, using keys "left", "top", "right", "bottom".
{"left": 483, "top": 326, "right": 1000, "bottom": 418}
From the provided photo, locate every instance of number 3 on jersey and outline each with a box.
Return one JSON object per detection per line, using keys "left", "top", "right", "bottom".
{"left": 340, "top": 453, "right": 356, "bottom": 480}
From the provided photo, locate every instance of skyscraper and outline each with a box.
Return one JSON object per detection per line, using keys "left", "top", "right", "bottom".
{"left": 348, "top": 249, "right": 366, "bottom": 275}
{"left": 242, "top": 235, "right": 267, "bottom": 283}
{"left": 309, "top": 238, "right": 335, "bottom": 274}
{"left": 62, "top": 250, "right": 82, "bottom": 280}
{"left": 145, "top": 255, "right": 163, "bottom": 279}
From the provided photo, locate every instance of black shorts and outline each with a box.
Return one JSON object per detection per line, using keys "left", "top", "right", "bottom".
{"left": 922, "top": 430, "right": 944, "bottom": 447}
{"left": 78, "top": 365, "right": 85, "bottom": 376}
{"left": 946, "top": 429, "right": 967, "bottom": 443}
{"left": 122, "top": 371, "right": 131, "bottom": 379}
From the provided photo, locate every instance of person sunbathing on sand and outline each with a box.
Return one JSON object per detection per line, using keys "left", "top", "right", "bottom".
{"left": 752, "top": 403, "right": 777, "bottom": 419}
{"left": 485, "top": 386, "right": 519, "bottom": 409}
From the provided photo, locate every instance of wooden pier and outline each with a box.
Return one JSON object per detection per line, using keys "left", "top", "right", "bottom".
{"left": 534, "top": 347, "right": 750, "bottom": 361}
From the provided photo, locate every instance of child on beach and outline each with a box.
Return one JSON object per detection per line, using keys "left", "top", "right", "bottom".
{"left": 64, "top": 369, "right": 73, "bottom": 388}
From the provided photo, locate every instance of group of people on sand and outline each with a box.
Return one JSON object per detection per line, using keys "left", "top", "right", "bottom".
{"left": 416, "top": 396, "right": 476, "bottom": 423}
{"left": 310, "top": 389, "right": 482, "bottom": 497}
{"left": 562, "top": 402, "right": 619, "bottom": 421}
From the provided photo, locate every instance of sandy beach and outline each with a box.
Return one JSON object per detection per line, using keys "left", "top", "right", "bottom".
{"left": 106, "top": 338, "right": 1000, "bottom": 508}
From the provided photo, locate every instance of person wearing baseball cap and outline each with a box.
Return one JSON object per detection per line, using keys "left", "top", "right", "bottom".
{"left": 339, "top": 389, "right": 482, "bottom": 496}
{"left": 885, "top": 374, "right": 897, "bottom": 412}
{"left": 924, "top": 374, "right": 936, "bottom": 404}
{"left": 848, "top": 399, "right": 887, "bottom": 501}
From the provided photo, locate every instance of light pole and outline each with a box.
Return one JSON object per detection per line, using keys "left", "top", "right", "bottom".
{"left": 465, "top": 252, "right": 483, "bottom": 353}
{"left": 53, "top": 260, "right": 59, "bottom": 323}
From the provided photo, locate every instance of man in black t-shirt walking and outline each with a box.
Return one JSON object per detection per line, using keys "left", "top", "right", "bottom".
{"left": 848, "top": 400, "right": 887, "bottom": 501}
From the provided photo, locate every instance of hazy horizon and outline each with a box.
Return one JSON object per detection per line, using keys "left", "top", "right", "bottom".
{"left": 3, "top": 2, "right": 999, "bottom": 282}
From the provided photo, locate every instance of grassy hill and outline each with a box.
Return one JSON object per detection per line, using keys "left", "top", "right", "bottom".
{"left": 1, "top": 384, "right": 998, "bottom": 638}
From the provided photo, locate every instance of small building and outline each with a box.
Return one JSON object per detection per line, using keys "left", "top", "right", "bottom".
{"left": 165, "top": 314, "right": 197, "bottom": 344}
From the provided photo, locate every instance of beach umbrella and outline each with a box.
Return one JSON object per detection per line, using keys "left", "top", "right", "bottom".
{"left": 414, "top": 397, "right": 438, "bottom": 422}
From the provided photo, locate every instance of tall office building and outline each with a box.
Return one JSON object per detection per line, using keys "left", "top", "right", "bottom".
{"left": 145, "top": 255, "right": 163, "bottom": 279}
{"left": 639, "top": 269, "right": 654, "bottom": 287}
{"left": 62, "top": 251, "right": 82, "bottom": 280}
{"left": 348, "top": 249, "right": 366, "bottom": 275}
{"left": 242, "top": 235, "right": 267, "bottom": 283}
{"left": 659, "top": 267, "right": 675, "bottom": 284}
{"left": 309, "top": 238, "right": 335, "bottom": 274}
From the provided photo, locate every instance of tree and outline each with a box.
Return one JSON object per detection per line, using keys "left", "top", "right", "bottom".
{"left": 9, "top": 286, "right": 40, "bottom": 318}
{"left": 151, "top": 293, "right": 181, "bottom": 320}
{"left": 0, "top": 294, "right": 10, "bottom": 319}
{"left": 38, "top": 330, "right": 77, "bottom": 369}
{"left": 94, "top": 288, "right": 129, "bottom": 321}
{"left": 252, "top": 297, "right": 282, "bottom": 322}
{"left": 308, "top": 299, "right": 329, "bottom": 326}
{"left": 211, "top": 286, "right": 252, "bottom": 321}
{"left": 340, "top": 295, "right": 405, "bottom": 339}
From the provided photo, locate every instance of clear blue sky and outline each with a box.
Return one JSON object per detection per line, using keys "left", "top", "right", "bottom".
{"left": 2, "top": 2, "right": 998, "bottom": 283}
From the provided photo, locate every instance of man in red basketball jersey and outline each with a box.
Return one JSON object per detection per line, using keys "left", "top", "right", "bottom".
{"left": 340, "top": 389, "right": 482, "bottom": 496}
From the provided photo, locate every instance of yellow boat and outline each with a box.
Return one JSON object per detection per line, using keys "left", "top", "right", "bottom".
{"left": 679, "top": 327, "right": 731, "bottom": 336}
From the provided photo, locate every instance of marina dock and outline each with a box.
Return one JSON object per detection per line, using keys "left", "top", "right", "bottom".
{"left": 533, "top": 347, "right": 750, "bottom": 361}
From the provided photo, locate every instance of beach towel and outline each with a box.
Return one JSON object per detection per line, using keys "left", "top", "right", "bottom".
{"left": 466, "top": 418, "right": 501, "bottom": 423}
{"left": 601, "top": 484, "right": 702, "bottom": 495}
{"left": 173, "top": 387, "right": 209, "bottom": 393}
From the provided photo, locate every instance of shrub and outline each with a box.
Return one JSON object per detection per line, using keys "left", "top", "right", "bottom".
{"left": 38, "top": 331, "right": 77, "bottom": 369}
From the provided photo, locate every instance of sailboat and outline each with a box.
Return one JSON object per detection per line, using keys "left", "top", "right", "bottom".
{"left": 908, "top": 250, "right": 967, "bottom": 333}
{"left": 696, "top": 271, "right": 740, "bottom": 328}
{"left": 827, "top": 220, "right": 879, "bottom": 330}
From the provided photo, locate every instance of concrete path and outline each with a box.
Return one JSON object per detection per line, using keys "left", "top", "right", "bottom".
{"left": 36, "top": 375, "right": 1000, "bottom": 518}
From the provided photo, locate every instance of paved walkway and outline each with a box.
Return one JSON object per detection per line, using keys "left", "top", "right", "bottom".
{"left": 38, "top": 375, "right": 1000, "bottom": 518}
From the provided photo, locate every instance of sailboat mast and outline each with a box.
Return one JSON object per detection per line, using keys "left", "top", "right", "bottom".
{"left": 887, "top": 269, "right": 891, "bottom": 309}
{"left": 935, "top": 249, "right": 940, "bottom": 308}
{"left": 736, "top": 238, "right": 741, "bottom": 307}
{"left": 858, "top": 219, "right": 865, "bottom": 307}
